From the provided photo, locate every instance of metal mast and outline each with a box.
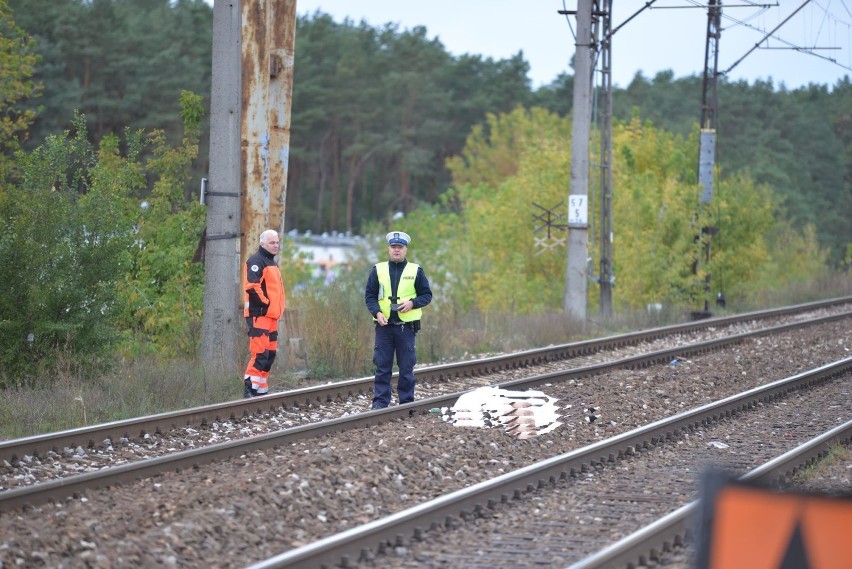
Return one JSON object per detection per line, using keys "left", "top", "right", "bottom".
{"left": 597, "top": 0, "right": 613, "bottom": 318}
{"left": 695, "top": 0, "right": 721, "bottom": 317}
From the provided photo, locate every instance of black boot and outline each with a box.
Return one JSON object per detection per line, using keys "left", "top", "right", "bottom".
{"left": 243, "top": 378, "right": 254, "bottom": 399}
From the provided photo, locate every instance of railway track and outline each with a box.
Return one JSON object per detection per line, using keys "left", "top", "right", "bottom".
{"left": 243, "top": 359, "right": 852, "bottom": 569}
{"left": 1, "top": 297, "right": 849, "bottom": 477}
{"left": 1, "top": 305, "right": 849, "bottom": 502}
{"left": 0, "top": 300, "right": 849, "bottom": 568}
{"left": 568, "top": 420, "right": 852, "bottom": 569}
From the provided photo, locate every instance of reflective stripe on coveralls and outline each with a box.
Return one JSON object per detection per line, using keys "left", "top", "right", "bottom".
{"left": 244, "top": 315, "right": 278, "bottom": 395}
{"left": 243, "top": 245, "right": 285, "bottom": 395}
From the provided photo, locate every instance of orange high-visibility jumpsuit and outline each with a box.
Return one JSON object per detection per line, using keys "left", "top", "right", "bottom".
{"left": 243, "top": 246, "right": 285, "bottom": 395}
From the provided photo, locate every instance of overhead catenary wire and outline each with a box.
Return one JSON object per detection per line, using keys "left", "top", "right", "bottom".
{"left": 554, "top": 0, "right": 846, "bottom": 313}
{"left": 722, "top": 0, "right": 852, "bottom": 74}
{"left": 621, "top": 1, "right": 852, "bottom": 76}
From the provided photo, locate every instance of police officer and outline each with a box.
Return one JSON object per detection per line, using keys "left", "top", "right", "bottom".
{"left": 364, "top": 231, "right": 432, "bottom": 409}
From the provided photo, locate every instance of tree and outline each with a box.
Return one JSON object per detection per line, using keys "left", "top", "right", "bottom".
{"left": 605, "top": 72, "right": 851, "bottom": 265}
{"left": 9, "top": 4, "right": 847, "bottom": 264}
{"left": 0, "top": 0, "right": 40, "bottom": 182}
{"left": 287, "top": 12, "right": 535, "bottom": 234}
{"left": 410, "top": 108, "right": 828, "bottom": 317}
{"left": 423, "top": 107, "right": 574, "bottom": 314}
{"left": 0, "top": 112, "right": 140, "bottom": 385}
{"left": 0, "top": 91, "right": 210, "bottom": 385}
{"left": 530, "top": 71, "right": 573, "bottom": 116}
{"left": 8, "top": 0, "right": 212, "bottom": 164}
{"left": 116, "top": 91, "right": 206, "bottom": 357}
{"left": 447, "top": 106, "right": 569, "bottom": 189}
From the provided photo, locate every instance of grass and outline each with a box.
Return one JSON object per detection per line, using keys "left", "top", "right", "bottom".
{"left": 792, "top": 444, "right": 852, "bottom": 484}
{"left": 0, "top": 356, "right": 241, "bottom": 440}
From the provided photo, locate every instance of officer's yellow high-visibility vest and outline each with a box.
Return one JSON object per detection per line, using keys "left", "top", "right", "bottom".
{"left": 376, "top": 262, "right": 422, "bottom": 322}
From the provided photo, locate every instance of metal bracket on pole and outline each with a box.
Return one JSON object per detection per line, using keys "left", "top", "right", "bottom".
{"left": 200, "top": 178, "right": 242, "bottom": 205}
{"left": 206, "top": 232, "right": 244, "bottom": 241}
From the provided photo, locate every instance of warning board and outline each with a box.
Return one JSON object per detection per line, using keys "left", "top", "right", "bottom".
{"left": 695, "top": 470, "right": 852, "bottom": 569}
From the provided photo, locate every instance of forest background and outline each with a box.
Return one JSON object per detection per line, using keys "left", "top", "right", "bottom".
{"left": 0, "top": 0, "right": 850, "bottom": 435}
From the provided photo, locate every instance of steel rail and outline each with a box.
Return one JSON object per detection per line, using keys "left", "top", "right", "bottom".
{"left": 0, "top": 317, "right": 849, "bottom": 512}
{"left": 244, "top": 358, "right": 852, "bottom": 569}
{"left": 1, "top": 297, "right": 848, "bottom": 465}
{"left": 566, "top": 419, "right": 852, "bottom": 569}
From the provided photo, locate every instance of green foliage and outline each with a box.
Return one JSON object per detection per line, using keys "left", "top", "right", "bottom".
{"left": 0, "top": 0, "right": 40, "bottom": 182}
{"left": 0, "top": 353, "right": 238, "bottom": 438}
{"left": 744, "top": 221, "right": 828, "bottom": 304}
{"left": 609, "top": 118, "right": 704, "bottom": 308}
{"left": 116, "top": 91, "right": 206, "bottom": 358}
{"left": 277, "top": 235, "right": 317, "bottom": 293}
{"left": 0, "top": 1, "right": 844, "bottom": 409}
{"left": 468, "top": 140, "right": 572, "bottom": 313}
{"left": 8, "top": 3, "right": 847, "bottom": 262}
{"left": 0, "top": 112, "right": 140, "bottom": 385}
{"left": 606, "top": 117, "right": 826, "bottom": 311}
{"left": 0, "top": 90, "right": 212, "bottom": 385}
{"left": 609, "top": 74, "right": 852, "bottom": 263}
{"left": 388, "top": 195, "right": 470, "bottom": 313}
{"left": 446, "top": 106, "right": 569, "bottom": 189}
{"left": 295, "top": 268, "right": 374, "bottom": 380}
{"left": 530, "top": 72, "right": 573, "bottom": 117}
{"left": 8, "top": 0, "right": 212, "bottom": 151}
{"left": 429, "top": 107, "right": 575, "bottom": 314}
{"left": 288, "top": 13, "right": 533, "bottom": 232}
{"left": 407, "top": 107, "right": 832, "bottom": 317}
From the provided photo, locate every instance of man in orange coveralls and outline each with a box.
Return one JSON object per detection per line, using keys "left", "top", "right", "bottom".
{"left": 243, "top": 229, "right": 286, "bottom": 398}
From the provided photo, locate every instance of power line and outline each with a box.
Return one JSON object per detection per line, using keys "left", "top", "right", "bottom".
{"left": 720, "top": 1, "right": 852, "bottom": 74}
{"left": 609, "top": 1, "right": 852, "bottom": 77}
{"left": 723, "top": 1, "right": 812, "bottom": 74}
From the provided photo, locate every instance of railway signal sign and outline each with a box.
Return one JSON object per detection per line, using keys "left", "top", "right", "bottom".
{"left": 695, "top": 470, "right": 852, "bottom": 569}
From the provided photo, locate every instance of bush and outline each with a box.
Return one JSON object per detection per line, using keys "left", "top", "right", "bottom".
{"left": 295, "top": 269, "right": 376, "bottom": 380}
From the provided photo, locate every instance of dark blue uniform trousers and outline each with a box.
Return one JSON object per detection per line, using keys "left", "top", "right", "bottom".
{"left": 372, "top": 322, "right": 417, "bottom": 407}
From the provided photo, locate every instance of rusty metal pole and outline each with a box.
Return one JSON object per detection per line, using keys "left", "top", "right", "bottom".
{"left": 240, "top": 0, "right": 296, "bottom": 276}
{"left": 267, "top": 0, "right": 296, "bottom": 237}
{"left": 240, "top": 0, "right": 271, "bottom": 261}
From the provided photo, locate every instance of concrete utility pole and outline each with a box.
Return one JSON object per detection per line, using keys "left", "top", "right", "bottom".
{"left": 200, "top": 1, "right": 243, "bottom": 374}
{"left": 564, "top": 0, "right": 594, "bottom": 321}
{"left": 200, "top": 0, "right": 296, "bottom": 374}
